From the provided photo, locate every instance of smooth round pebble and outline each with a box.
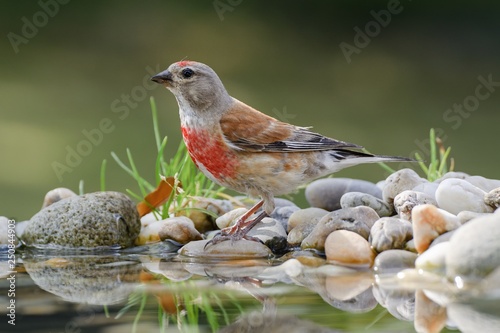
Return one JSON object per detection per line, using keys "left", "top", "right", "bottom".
{"left": 42, "top": 187, "right": 77, "bottom": 208}
{"left": 382, "top": 168, "right": 427, "bottom": 204}
{"left": 136, "top": 216, "right": 202, "bottom": 245}
{"left": 215, "top": 208, "right": 247, "bottom": 229}
{"left": 301, "top": 206, "right": 379, "bottom": 251}
{"left": 305, "top": 178, "right": 382, "bottom": 211}
{"left": 457, "top": 211, "right": 491, "bottom": 224}
{"left": 412, "top": 204, "right": 461, "bottom": 253}
{"left": 446, "top": 213, "right": 500, "bottom": 281}
{"left": 23, "top": 191, "right": 140, "bottom": 249}
{"left": 436, "top": 178, "right": 494, "bottom": 215}
{"left": 340, "top": 192, "right": 393, "bottom": 217}
{"left": 369, "top": 217, "right": 413, "bottom": 252}
{"left": 373, "top": 249, "right": 417, "bottom": 274}
{"left": 179, "top": 239, "right": 272, "bottom": 259}
{"left": 325, "top": 230, "right": 375, "bottom": 267}
{"left": 288, "top": 207, "right": 329, "bottom": 232}
{"left": 393, "top": 190, "right": 437, "bottom": 221}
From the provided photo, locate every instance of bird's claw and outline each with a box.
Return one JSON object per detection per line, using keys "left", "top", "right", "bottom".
{"left": 204, "top": 227, "right": 263, "bottom": 249}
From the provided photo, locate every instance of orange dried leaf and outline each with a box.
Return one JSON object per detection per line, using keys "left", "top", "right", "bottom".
{"left": 137, "top": 176, "right": 178, "bottom": 217}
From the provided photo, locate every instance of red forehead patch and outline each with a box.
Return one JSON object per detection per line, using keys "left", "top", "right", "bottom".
{"left": 177, "top": 60, "right": 193, "bottom": 67}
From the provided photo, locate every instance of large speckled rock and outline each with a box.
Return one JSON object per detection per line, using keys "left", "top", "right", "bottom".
{"left": 23, "top": 191, "right": 140, "bottom": 249}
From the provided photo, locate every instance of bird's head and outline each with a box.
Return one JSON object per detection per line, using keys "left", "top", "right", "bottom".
{"left": 151, "top": 61, "right": 232, "bottom": 114}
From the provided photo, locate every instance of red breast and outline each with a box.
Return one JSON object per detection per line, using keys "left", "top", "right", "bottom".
{"left": 181, "top": 126, "right": 239, "bottom": 181}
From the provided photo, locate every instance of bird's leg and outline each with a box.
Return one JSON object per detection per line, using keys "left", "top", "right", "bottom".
{"left": 205, "top": 200, "right": 267, "bottom": 247}
{"left": 221, "top": 200, "right": 264, "bottom": 235}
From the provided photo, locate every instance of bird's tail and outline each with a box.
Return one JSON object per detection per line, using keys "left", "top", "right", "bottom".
{"left": 329, "top": 149, "right": 415, "bottom": 168}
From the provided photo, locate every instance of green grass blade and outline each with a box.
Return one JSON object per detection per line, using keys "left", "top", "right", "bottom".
{"left": 78, "top": 180, "right": 84, "bottom": 195}
{"left": 100, "top": 159, "right": 107, "bottom": 192}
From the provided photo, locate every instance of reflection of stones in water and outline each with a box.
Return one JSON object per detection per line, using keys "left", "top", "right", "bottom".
{"left": 218, "top": 311, "right": 341, "bottom": 333}
{"left": 448, "top": 298, "right": 500, "bottom": 332}
{"left": 24, "top": 256, "right": 142, "bottom": 305}
{"left": 372, "top": 284, "right": 415, "bottom": 321}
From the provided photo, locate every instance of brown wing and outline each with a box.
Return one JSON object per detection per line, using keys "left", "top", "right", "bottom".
{"left": 220, "top": 99, "right": 363, "bottom": 152}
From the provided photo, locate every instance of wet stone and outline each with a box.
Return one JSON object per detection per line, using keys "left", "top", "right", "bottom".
{"left": 301, "top": 206, "right": 380, "bottom": 251}
{"left": 215, "top": 208, "right": 247, "bottom": 229}
{"left": 369, "top": 217, "right": 413, "bottom": 253}
{"left": 0, "top": 216, "right": 19, "bottom": 249}
{"left": 373, "top": 249, "right": 417, "bottom": 274}
{"left": 393, "top": 190, "right": 437, "bottom": 221}
{"left": 340, "top": 192, "right": 393, "bottom": 217}
{"left": 415, "top": 242, "right": 449, "bottom": 275}
{"left": 179, "top": 239, "right": 272, "bottom": 259}
{"left": 436, "top": 178, "right": 494, "bottom": 215}
{"left": 305, "top": 178, "right": 382, "bottom": 211}
{"left": 382, "top": 168, "right": 427, "bottom": 204}
{"left": 446, "top": 213, "right": 500, "bottom": 281}
{"left": 22, "top": 191, "right": 141, "bottom": 249}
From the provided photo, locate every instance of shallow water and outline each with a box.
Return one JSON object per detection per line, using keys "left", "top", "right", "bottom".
{"left": 1, "top": 249, "right": 499, "bottom": 333}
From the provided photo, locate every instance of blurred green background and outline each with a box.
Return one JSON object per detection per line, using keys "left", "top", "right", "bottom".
{"left": 1, "top": 1, "right": 499, "bottom": 221}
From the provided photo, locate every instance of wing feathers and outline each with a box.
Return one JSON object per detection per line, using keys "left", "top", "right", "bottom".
{"left": 220, "top": 99, "right": 363, "bottom": 153}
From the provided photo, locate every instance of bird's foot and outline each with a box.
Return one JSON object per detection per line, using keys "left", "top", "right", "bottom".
{"left": 204, "top": 211, "right": 267, "bottom": 249}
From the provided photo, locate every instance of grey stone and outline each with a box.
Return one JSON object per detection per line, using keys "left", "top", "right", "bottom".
{"left": 301, "top": 206, "right": 380, "bottom": 251}
{"left": 393, "top": 190, "right": 437, "bottom": 221}
{"left": 271, "top": 204, "right": 300, "bottom": 231}
{"left": 446, "top": 213, "right": 500, "bottom": 281}
{"left": 435, "top": 171, "right": 470, "bottom": 182}
{"left": 382, "top": 168, "right": 427, "bottom": 204}
{"left": 22, "top": 191, "right": 140, "bottom": 249}
{"left": 465, "top": 175, "right": 500, "bottom": 192}
{"left": 247, "top": 217, "right": 287, "bottom": 243}
{"left": 305, "top": 178, "right": 382, "bottom": 211}
{"left": 373, "top": 250, "right": 417, "bottom": 274}
{"left": 288, "top": 207, "right": 329, "bottom": 232}
{"left": 340, "top": 192, "right": 393, "bottom": 217}
{"left": 369, "top": 217, "right": 413, "bottom": 252}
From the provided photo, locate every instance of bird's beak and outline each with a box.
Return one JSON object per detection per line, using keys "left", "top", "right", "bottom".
{"left": 151, "top": 70, "right": 173, "bottom": 85}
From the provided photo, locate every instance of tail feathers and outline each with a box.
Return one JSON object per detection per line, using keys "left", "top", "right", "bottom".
{"left": 330, "top": 149, "right": 415, "bottom": 165}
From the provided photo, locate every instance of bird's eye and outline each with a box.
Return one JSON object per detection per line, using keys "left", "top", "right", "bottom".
{"left": 181, "top": 68, "right": 194, "bottom": 78}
